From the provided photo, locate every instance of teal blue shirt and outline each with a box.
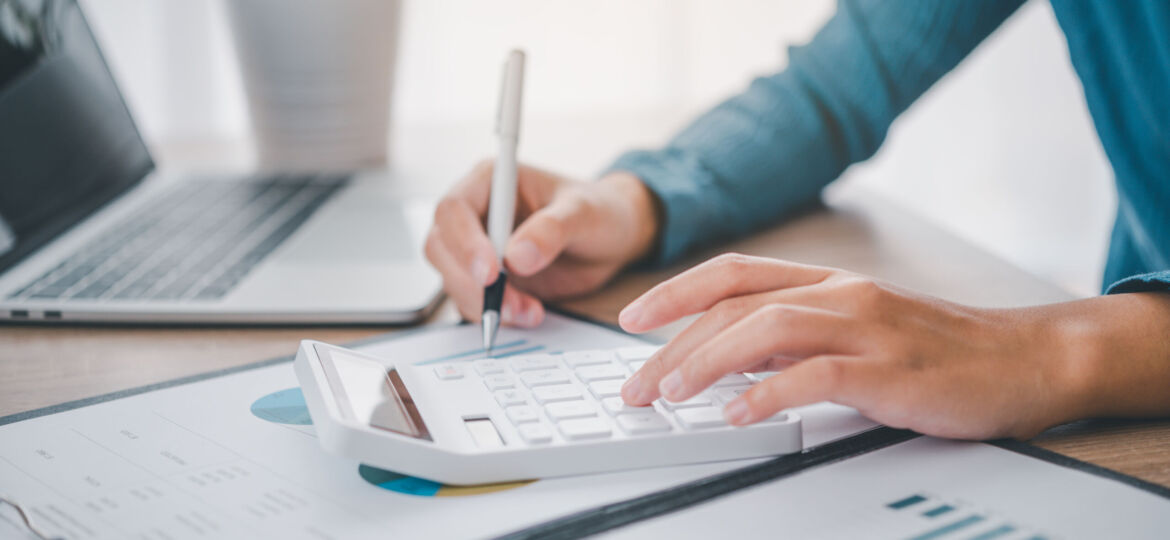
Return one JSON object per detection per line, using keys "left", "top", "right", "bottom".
{"left": 610, "top": 0, "right": 1169, "bottom": 295}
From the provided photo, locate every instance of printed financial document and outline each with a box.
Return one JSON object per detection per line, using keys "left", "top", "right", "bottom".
{"left": 608, "top": 436, "right": 1170, "bottom": 540}
{"left": 0, "top": 313, "right": 876, "bottom": 539}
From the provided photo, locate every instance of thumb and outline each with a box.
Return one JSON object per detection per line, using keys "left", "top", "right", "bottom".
{"left": 504, "top": 195, "right": 586, "bottom": 277}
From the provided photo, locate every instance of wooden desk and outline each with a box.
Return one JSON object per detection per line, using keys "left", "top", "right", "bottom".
{"left": 2, "top": 186, "right": 1167, "bottom": 489}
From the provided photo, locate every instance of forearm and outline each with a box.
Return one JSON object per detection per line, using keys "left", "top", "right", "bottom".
{"left": 607, "top": 0, "right": 1024, "bottom": 266}
{"left": 1052, "top": 292, "right": 1170, "bottom": 422}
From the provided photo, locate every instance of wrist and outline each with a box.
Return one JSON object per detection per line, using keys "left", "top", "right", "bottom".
{"left": 598, "top": 171, "right": 661, "bottom": 266}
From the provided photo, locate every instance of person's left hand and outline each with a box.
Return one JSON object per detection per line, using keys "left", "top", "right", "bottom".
{"left": 617, "top": 253, "right": 1092, "bottom": 440}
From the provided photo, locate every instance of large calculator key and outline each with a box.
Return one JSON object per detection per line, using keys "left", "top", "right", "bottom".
{"left": 675, "top": 407, "right": 728, "bottom": 429}
{"left": 659, "top": 394, "right": 713, "bottom": 410}
{"left": 474, "top": 360, "right": 506, "bottom": 375}
{"left": 434, "top": 365, "right": 464, "bottom": 380}
{"left": 616, "top": 346, "right": 659, "bottom": 364}
{"left": 712, "top": 373, "right": 752, "bottom": 387}
{"left": 532, "top": 384, "right": 582, "bottom": 404}
{"left": 483, "top": 375, "right": 515, "bottom": 391}
{"left": 601, "top": 397, "right": 654, "bottom": 416}
{"left": 617, "top": 413, "right": 672, "bottom": 435}
{"left": 588, "top": 379, "right": 625, "bottom": 399}
{"left": 713, "top": 386, "right": 752, "bottom": 404}
{"left": 575, "top": 364, "right": 627, "bottom": 382}
{"left": 506, "top": 405, "right": 541, "bottom": 424}
{"left": 562, "top": 350, "right": 614, "bottom": 367}
{"left": 518, "top": 423, "right": 553, "bottom": 444}
{"left": 557, "top": 418, "right": 612, "bottom": 441}
{"left": 545, "top": 400, "right": 597, "bottom": 421}
{"left": 494, "top": 389, "right": 527, "bottom": 407}
{"left": 510, "top": 355, "right": 560, "bottom": 372}
{"left": 520, "top": 370, "right": 571, "bottom": 387}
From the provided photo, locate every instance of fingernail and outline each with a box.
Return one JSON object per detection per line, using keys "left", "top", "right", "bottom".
{"left": 471, "top": 257, "right": 491, "bottom": 285}
{"left": 619, "top": 303, "right": 643, "bottom": 330}
{"left": 507, "top": 240, "right": 541, "bottom": 274}
{"left": 659, "top": 371, "right": 685, "bottom": 402}
{"left": 622, "top": 373, "right": 648, "bottom": 404}
{"left": 724, "top": 399, "right": 751, "bottom": 425}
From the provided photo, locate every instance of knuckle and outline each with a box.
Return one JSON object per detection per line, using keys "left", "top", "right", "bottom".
{"left": 434, "top": 196, "right": 460, "bottom": 222}
{"left": 758, "top": 303, "right": 796, "bottom": 326}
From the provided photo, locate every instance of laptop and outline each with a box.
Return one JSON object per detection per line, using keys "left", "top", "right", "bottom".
{"left": 0, "top": 0, "right": 443, "bottom": 324}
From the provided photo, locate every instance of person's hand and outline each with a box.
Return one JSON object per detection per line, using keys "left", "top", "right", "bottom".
{"left": 425, "top": 161, "right": 659, "bottom": 327}
{"left": 617, "top": 253, "right": 1139, "bottom": 440}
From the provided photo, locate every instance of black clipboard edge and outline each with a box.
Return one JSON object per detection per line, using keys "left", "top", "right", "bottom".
{"left": 495, "top": 427, "right": 920, "bottom": 540}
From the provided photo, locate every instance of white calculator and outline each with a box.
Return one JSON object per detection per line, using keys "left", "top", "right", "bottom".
{"left": 294, "top": 340, "right": 802, "bottom": 485}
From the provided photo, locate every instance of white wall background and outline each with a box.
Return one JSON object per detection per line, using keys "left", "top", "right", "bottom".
{"left": 80, "top": 0, "right": 1114, "bottom": 297}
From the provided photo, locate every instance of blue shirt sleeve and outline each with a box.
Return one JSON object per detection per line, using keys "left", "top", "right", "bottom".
{"left": 1106, "top": 271, "right": 1170, "bottom": 295}
{"left": 607, "top": 0, "right": 1024, "bottom": 266}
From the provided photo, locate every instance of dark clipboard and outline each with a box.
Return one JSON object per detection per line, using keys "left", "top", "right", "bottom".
{"left": 3, "top": 309, "right": 1169, "bottom": 540}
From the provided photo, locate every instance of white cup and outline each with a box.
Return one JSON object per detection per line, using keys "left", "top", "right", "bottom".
{"left": 226, "top": 0, "right": 401, "bottom": 171}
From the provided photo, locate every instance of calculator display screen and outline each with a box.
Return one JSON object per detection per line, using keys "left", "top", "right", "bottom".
{"left": 315, "top": 345, "right": 432, "bottom": 441}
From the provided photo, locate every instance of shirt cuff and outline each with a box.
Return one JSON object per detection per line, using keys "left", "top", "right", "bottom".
{"left": 1105, "top": 270, "right": 1170, "bottom": 295}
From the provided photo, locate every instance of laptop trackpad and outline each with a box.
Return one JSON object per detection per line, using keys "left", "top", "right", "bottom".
{"left": 275, "top": 189, "right": 432, "bottom": 264}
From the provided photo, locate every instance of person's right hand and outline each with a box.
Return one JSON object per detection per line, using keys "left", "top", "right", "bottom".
{"left": 424, "top": 161, "right": 660, "bottom": 327}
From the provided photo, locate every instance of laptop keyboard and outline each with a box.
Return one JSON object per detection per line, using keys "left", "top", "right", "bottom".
{"left": 9, "top": 175, "right": 347, "bottom": 302}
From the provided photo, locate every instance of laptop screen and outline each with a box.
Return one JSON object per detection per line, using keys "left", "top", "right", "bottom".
{"left": 0, "top": 0, "right": 153, "bottom": 273}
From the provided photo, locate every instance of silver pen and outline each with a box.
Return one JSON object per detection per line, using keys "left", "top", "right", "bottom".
{"left": 482, "top": 50, "right": 525, "bottom": 353}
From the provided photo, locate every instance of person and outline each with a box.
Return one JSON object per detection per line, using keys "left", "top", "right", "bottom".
{"left": 424, "top": 0, "right": 1170, "bottom": 440}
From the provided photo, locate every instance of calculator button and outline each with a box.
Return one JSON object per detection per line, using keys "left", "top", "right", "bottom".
{"left": 616, "top": 346, "right": 659, "bottom": 364}
{"left": 532, "top": 384, "right": 582, "bottom": 404}
{"left": 588, "top": 379, "right": 625, "bottom": 399}
{"left": 557, "top": 418, "right": 612, "bottom": 440}
{"left": 675, "top": 407, "right": 728, "bottom": 429}
{"left": 483, "top": 375, "right": 515, "bottom": 391}
{"left": 563, "top": 350, "right": 614, "bottom": 367}
{"left": 494, "top": 389, "right": 527, "bottom": 407}
{"left": 510, "top": 355, "right": 560, "bottom": 372}
{"left": 713, "top": 386, "right": 752, "bottom": 404}
{"left": 518, "top": 423, "right": 553, "bottom": 444}
{"left": 506, "top": 405, "right": 541, "bottom": 424}
{"left": 617, "top": 413, "right": 673, "bottom": 435}
{"left": 601, "top": 397, "right": 654, "bottom": 416}
{"left": 545, "top": 400, "right": 597, "bottom": 421}
{"left": 659, "top": 394, "right": 713, "bottom": 410}
{"left": 712, "top": 373, "right": 752, "bottom": 387}
{"left": 434, "top": 365, "right": 464, "bottom": 380}
{"left": 520, "top": 370, "right": 571, "bottom": 387}
{"left": 474, "top": 360, "right": 506, "bottom": 375}
{"left": 575, "top": 364, "right": 627, "bottom": 382}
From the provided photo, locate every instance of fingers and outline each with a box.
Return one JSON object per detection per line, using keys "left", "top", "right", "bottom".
{"left": 433, "top": 197, "right": 499, "bottom": 285}
{"left": 619, "top": 253, "right": 832, "bottom": 333}
{"left": 661, "top": 305, "right": 857, "bottom": 403}
{"left": 505, "top": 194, "right": 587, "bottom": 277}
{"left": 723, "top": 355, "right": 865, "bottom": 425}
{"left": 425, "top": 227, "right": 543, "bottom": 327}
{"left": 621, "top": 302, "right": 855, "bottom": 405}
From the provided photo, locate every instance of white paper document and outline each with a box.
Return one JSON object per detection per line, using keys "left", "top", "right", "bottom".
{"left": 0, "top": 313, "right": 876, "bottom": 539}
{"left": 607, "top": 436, "right": 1170, "bottom": 540}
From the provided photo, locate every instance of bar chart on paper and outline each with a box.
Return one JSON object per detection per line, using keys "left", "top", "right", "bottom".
{"left": 882, "top": 493, "right": 1046, "bottom": 540}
